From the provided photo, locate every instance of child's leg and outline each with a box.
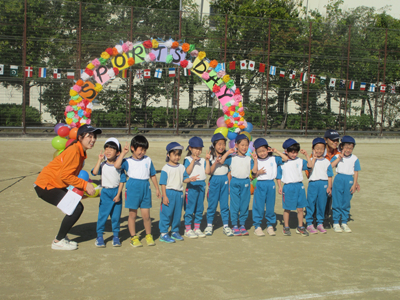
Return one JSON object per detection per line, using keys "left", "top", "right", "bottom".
{"left": 110, "top": 196, "right": 122, "bottom": 237}
{"left": 238, "top": 179, "right": 251, "bottom": 227}
{"left": 264, "top": 181, "right": 277, "bottom": 228}
{"left": 96, "top": 190, "right": 114, "bottom": 237}
{"left": 229, "top": 178, "right": 241, "bottom": 227}
{"left": 332, "top": 175, "right": 344, "bottom": 224}
{"left": 283, "top": 209, "right": 290, "bottom": 227}
{"left": 128, "top": 209, "right": 138, "bottom": 236}
{"left": 305, "top": 182, "right": 318, "bottom": 226}
{"left": 141, "top": 208, "right": 151, "bottom": 235}
{"left": 219, "top": 177, "right": 230, "bottom": 226}
{"left": 184, "top": 184, "right": 198, "bottom": 231}
{"left": 171, "top": 190, "right": 184, "bottom": 233}
{"left": 297, "top": 208, "right": 304, "bottom": 227}
{"left": 159, "top": 194, "right": 173, "bottom": 234}
{"left": 194, "top": 186, "right": 205, "bottom": 230}
{"left": 252, "top": 181, "right": 267, "bottom": 229}
{"left": 316, "top": 181, "right": 329, "bottom": 225}
{"left": 297, "top": 183, "right": 308, "bottom": 227}
{"left": 206, "top": 180, "right": 220, "bottom": 225}
{"left": 341, "top": 176, "right": 354, "bottom": 225}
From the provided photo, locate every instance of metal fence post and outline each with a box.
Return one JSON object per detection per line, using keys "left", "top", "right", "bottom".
{"left": 343, "top": 25, "right": 351, "bottom": 135}
{"left": 305, "top": 21, "right": 312, "bottom": 137}
{"left": 176, "top": 10, "right": 182, "bottom": 136}
{"left": 76, "top": 2, "right": 82, "bottom": 78}
{"left": 380, "top": 28, "right": 388, "bottom": 136}
{"left": 22, "top": 0, "right": 27, "bottom": 134}
{"left": 264, "top": 18, "right": 271, "bottom": 134}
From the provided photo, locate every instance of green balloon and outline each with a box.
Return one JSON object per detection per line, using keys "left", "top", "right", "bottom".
{"left": 252, "top": 178, "right": 258, "bottom": 186}
{"left": 166, "top": 54, "right": 173, "bottom": 64}
{"left": 52, "top": 136, "right": 67, "bottom": 150}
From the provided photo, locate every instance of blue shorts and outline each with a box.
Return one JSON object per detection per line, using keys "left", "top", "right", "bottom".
{"left": 125, "top": 178, "right": 152, "bottom": 209}
{"left": 282, "top": 182, "right": 307, "bottom": 210}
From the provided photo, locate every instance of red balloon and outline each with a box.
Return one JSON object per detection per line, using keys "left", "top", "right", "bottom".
{"left": 57, "top": 126, "right": 70, "bottom": 138}
{"left": 65, "top": 138, "right": 75, "bottom": 148}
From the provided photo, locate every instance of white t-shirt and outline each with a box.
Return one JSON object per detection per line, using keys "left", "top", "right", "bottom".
{"left": 93, "top": 162, "right": 126, "bottom": 189}
{"left": 159, "top": 164, "right": 186, "bottom": 191}
{"left": 121, "top": 156, "right": 156, "bottom": 179}
{"left": 280, "top": 158, "right": 308, "bottom": 184}
{"left": 308, "top": 158, "right": 333, "bottom": 181}
{"left": 225, "top": 155, "right": 254, "bottom": 179}
{"left": 330, "top": 154, "right": 361, "bottom": 175}
{"left": 257, "top": 156, "right": 283, "bottom": 181}
{"left": 183, "top": 156, "right": 207, "bottom": 181}
{"left": 210, "top": 155, "right": 229, "bottom": 176}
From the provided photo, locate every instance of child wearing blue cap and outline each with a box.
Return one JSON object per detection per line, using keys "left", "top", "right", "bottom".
{"left": 330, "top": 136, "right": 361, "bottom": 233}
{"left": 204, "top": 133, "right": 235, "bottom": 237}
{"left": 159, "top": 142, "right": 198, "bottom": 243}
{"left": 220, "top": 133, "right": 258, "bottom": 236}
{"left": 252, "top": 138, "right": 288, "bottom": 237}
{"left": 115, "top": 135, "right": 161, "bottom": 248}
{"left": 305, "top": 138, "right": 333, "bottom": 234}
{"left": 91, "top": 138, "right": 126, "bottom": 247}
{"left": 183, "top": 136, "right": 209, "bottom": 238}
{"left": 276, "top": 138, "right": 312, "bottom": 236}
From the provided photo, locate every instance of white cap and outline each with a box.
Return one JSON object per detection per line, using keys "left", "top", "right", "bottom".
{"left": 105, "top": 138, "right": 120, "bottom": 150}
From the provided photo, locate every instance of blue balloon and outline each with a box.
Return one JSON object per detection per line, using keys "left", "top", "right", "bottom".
{"left": 78, "top": 170, "right": 89, "bottom": 181}
{"left": 227, "top": 131, "right": 238, "bottom": 141}
{"left": 244, "top": 122, "right": 253, "bottom": 133}
{"left": 245, "top": 149, "right": 252, "bottom": 156}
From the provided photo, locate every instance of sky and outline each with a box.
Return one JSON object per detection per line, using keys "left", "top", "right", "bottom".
{"left": 306, "top": 0, "right": 400, "bottom": 19}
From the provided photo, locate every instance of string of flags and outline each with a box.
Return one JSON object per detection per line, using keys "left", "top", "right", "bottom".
{"left": 0, "top": 62, "right": 397, "bottom": 93}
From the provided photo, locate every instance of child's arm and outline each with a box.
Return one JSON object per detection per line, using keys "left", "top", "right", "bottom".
{"left": 209, "top": 157, "right": 220, "bottom": 174}
{"left": 115, "top": 142, "right": 130, "bottom": 169}
{"left": 277, "top": 179, "right": 283, "bottom": 195}
{"left": 113, "top": 182, "right": 124, "bottom": 203}
{"left": 300, "top": 149, "right": 312, "bottom": 168}
{"left": 271, "top": 148, "right": 288, "bottom": 162}
{"left": 205, "top": 150, "right": 212, "bottom": 175}
{"left": 151, "top": 175, "right": 161, "bottom": 199}
{"left": 91, "top": 151, "right": 104, "bottom": 175}
{"left": 327, "top": 177, "right": 332, "bottom": 196}
{"left": 161, "top": 185, "right": 169, "bottom": 206}
{"left": 218, "top": 148, "right": 235, "bottom": 165}
{"left": 250, "top": 151, "right": 258, "bottom": 176}
{"left": 184, "top": 175, "right": 200, "bottom": 183}
{"left": 330, "top": 153, "right": 344, "bottom": 168}
{"left": 185, "top": 158, "right": 197, "bottom": 175}
{"left": 350, "top": 171, "right": 359, "bottom": 194}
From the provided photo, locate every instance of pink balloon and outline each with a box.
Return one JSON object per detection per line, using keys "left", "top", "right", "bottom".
{"left": 216, "top": 116, "right": 227, "bottom": 128}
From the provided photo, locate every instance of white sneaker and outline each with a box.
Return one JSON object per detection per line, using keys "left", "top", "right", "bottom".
{"left": 64, "top": 235, "right": 78, "bottom": 246}
{"left": 254, "top": 227, "right": 265, "bottom": 237}
{"left": 333, "top": 224, "right": 343, "bottom": 233}
{"left": 51, "top": 238, "right": 78, "bottom": 250}
{"left": 194, "top": 229, "right": 206, "bottom": 238}
{"left": 223, "top": 226, "right": 234, "bottom": 237}
{"left": 341, "top": 224, "right": 352, "bottom": 233}
{"left": 204, "top": 226, "right": 213, "bottom": 236}
{"left": 184, "top": 229, "right": 198, "bottom": 239}
{"left": 266, "top": 226, "right": 276, "bottom": 236}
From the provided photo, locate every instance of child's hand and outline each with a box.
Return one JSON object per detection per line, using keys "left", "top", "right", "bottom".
{"left": 350, "top": 184, "right": 357, "bottom": 194}
{"left": 85, "top": 183, "right": 95, "bottom": 196}
{"left": 189, "top": 175, "right": 200, "bottom": 182}
{"left": 312, "top": 149, "right": 316, "bottom": 158}
{"left": 356, "top": 183, "right": 361, "bottom": 192}
{"left": 258, "top": 167, "right": 266, "bottom": 176}
{"left": 98, "top": 151, "right": 104, "bottom": 161}
{"left": 227, "top": 148, "right": 236, "bottom": 155}
{"left": 338, "top": 152, "right": 344, "bottom": 159}
{"left": 122, "top": 142, "right": 130, "bottom": 155}
{"left": 162, "top": 196, "right": 169, "bottom": 206}
{"left": 270, "top": 147, "right": 277, "bottom": 153}
{"left": 113, "top": 195, "right": 121, "bottom": 203}
{"left": 300, "top": 149, "right": 308, "bottom": 157}
{"left": 251, "top": 151, "right": 258, "bottom": 160}
{"left": 215, "top": 156, "right": 222, "bottom": 165}
{"left": 326, "top": 186, "right": 332, "bottom": 196}
{"left": 278, "top": 187, "right": 282, "bottom": 195}
{"left": 156, "top": 189, "right": 161, "bottom": 199}
{"left": 192, "top": 154, "right": 200, "bottom": 161}
{"left": 205, "top": 150, "right": 211, "bottom": 160}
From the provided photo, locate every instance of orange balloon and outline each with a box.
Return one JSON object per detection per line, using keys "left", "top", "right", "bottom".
{"left": 69, "top": 127, "right": 78, "bottom": 140}
{"left": 250, "top": 184, "right": 255, "bottom": 195}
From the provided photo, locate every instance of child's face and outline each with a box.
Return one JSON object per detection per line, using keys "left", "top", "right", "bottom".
{"left": 342, "top": 143, "right": 354, "bottom": 157}
{"left": 131, "top": 146, "right": 147, "bottom": 159}
{"left": 214, "top": 140, "right": 226, "bottom": 155}
{"left": 168, "top": 151, "right": 181, "bottom": 164}
{"left": 236, "top": 139, "right": 249, "bottom": 156}
{"left": 286, "top": 150, "right": 298, "bottom": 160}
{"left": 256, "top": 146, "right": 269, "bottom": 159}
{"left": 104, "top": 146, "right": 119, "bottom": 161}
{"left": 80, "top": 133, "right": 96, "bottom": 151}
{"left": 313, "top": 144, "right": 325, "bottom": 158}
{"left": 190, "top": 147, "right": 202, "bottom": 157}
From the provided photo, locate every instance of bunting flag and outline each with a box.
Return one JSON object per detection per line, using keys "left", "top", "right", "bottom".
{"left": 320, "top": 76, "right": 326, "bottom": 85}
{"left": 38, "top": 67, "right": 46, "bottom": 78}
{"left": 248, "top": 60, "right": 255, "bottom": 71}
{"left": 184, "top": 68, "right": 191, "bottom": 76}
{"left": 259, "top": 63, "right": 265, "bottom": 73}
{"left": 121, "top": 69, "right": 128, "bottom": 78}
{"left": 280, "top": 68, "right": 285, "bottom": 78}
{"left": 67, "top": 71, "right": 75, "bottom": 79}
{"left": 144, "top": 69, "right": 151, "bottom": 79}
{"left": 360, "top": 82, "right": 366, "bottom": 91}
{"left": 348, "top": 80, "right": 355, "bottom": 90}
{"left": 53, "top": 69, "right": 61, "bottom": 79}
{"left": 391, "top": 85, "right": 396, "bottom": 94}
{"left": 329, "top": 78, "right": 336, "bottom": 88}
{"left": 369, "top": 83, "right": 375, "bottom": 92}
{"left": 339, "top": 79, "right": 345, "bottom": 89}
{"left": 168, "top": 68, "right": 175, "bottom": 77}
{"left": 25, "top": 66, "right": 33, "bottom": 78}
{"left": 299, "top": 72, "right": 306, "bottom": 82}
{"left": 380, "top": 84, "right": 386, "bottom": 93}
{"left": 0, "top": 64, "right": 4, "bottom": 75}
{"left": 289, "top": 70, "right": 296, "bottom": 79}
{"left": 310, "top": 74, "right": 316, "bottom": 83}
{"left": 240, "top": 60, "right": 247, "bottom": 70}
{"left": 269, "top": 66, "right": 276, "bottom": 76}
{"left": 10, "top": 65, "right": 18, "bottom": 77}
{"left": 136, "top": 70, "right": 143, "bottom": 79}
{"left": 229, "top": 61, "right": 236, "bottom": 70}
{"left": 154, "top": 68, "right": 162, "bottom": 78}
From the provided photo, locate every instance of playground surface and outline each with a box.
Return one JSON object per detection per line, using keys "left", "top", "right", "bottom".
{"left": 1, "top": 137, "right": 400, "bottom": 299}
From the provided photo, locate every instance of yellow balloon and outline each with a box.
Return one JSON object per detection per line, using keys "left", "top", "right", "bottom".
{"left": 85, "top": 183, "right": 100, "bottom": 198}
{"left": 214, "top": 127, "right": 228, "bottom": 138}
{"left": 53, "top": 150, "right": 63, "bottom": 159}
{"left": 242, "top": 131, "right": 252, "bottom": 141}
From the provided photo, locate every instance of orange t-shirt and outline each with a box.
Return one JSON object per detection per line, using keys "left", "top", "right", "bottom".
{"left": 35, "top": 141, "right": 88, "bottom": 191}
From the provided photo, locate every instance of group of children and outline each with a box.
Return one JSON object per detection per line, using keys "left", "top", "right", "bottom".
{"left": 91, "top": 132, "right": 360, "bottom": 247}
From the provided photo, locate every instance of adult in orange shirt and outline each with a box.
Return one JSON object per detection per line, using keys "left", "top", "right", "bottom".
{"left": 34, "top": 125, "right": 101, "bottom": 250}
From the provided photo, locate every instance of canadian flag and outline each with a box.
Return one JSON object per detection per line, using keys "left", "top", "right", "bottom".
{"left": 144, "top": 69, "right": 151, "bottom": 79}
{"left": 380, "top": 84, "right": 386, "bottom": 93}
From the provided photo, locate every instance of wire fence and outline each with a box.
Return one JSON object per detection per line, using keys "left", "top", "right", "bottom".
{"left": 1, "top": 0, "right": 400, "bottom": 135}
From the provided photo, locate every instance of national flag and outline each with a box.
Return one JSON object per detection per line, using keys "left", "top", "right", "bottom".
{"left": 183, "top": 68, "right": 191, "bottom": 76}
{"left": 391, "top": 85, "right": 396, "bottom": 94}
{"left": 154, "top": 68, "right": 162, "bottom": 78}
{"left": 144, "top": 69, "right": 151, "bottom": 79}
{"left": 136, "top": 70, "right": 143, "bottom": 79}
{"left": 310, "top": 74, "right": 316, "bottom": 83}
{"left": 348, "top": 81, "right": 355, "bottom": 90}
{"left": 53, "top": 69, "right": 61, "bottom": 79}
{"left": 121, "top": 69, "right": 128, "bottom": 78}
{"left": 339, "top": 79, "right": 345, "bottom": 89}
{"left": 269, "top": 66, "right": 276, "bottom": 76}
{"left": 380, "top": 84, "right": 386, "bottom": 93}
{"left": 38, "top": 67, "right": 46, "bottom": 78}
{"left": 299, "top": 72, "right": 306, "bottom": 82}
{"left": 67, "top": 71, "right": 75, "bottom": 79}
{"left": 280, "top": 68, "right": 285, "bottom": 78}
{"left": 240, "top": 60, "right": 247, "bottom": 70}
{"left": 215, "top": 63, "right": 225, "bottom": 72}
{"left": 360, "top": 82, "right": 366, "bottom": 91}
{"left": 0, "top": 64, "right": 4, "bottom": 75}
{"left": 259, "top": 63, "right": 265, "bottom": 73}
{"left": 369, "top": 83, "right": 375, "bottom": 92}
{"left": 289, "top": 70, "right": 296, "bottom": 79}
{"left": 229, "top": 61, "right": 236, "bottom": 70}
{"left": 320, "top": 76, "right": 326, "bottom": 85}
{"left": 10, "top": 65, "right": 18, "bottom": 77}
{"left": 248, "top": 60, "right": 255, "bottom": 71}
{"left": 25, "top": 66, "right": 33, "bottom": 78}
{"left": 329, "top": 78, "right": 336, "bottom": 88}
{"left": 169, "top": 68, "right": 176, "bottom": 77}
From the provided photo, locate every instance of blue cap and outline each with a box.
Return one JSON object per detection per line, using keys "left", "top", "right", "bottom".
{"left": 312, "top": 137, "right": 326, "bottom": 147}
{"left": 341, "top": 135, "right": 356, "bottom": 145}
{"left": 166, "top": 142, "right": 184, "bottom": 152}
{"left": 235, "top": 134, "right": 249, "bottom": 143}
{"left": 187, "top": 136, "right": 204, "bottom": 150}
{"left": 324, "top": 129, "right": 340, "bottom": 140}
{"left": 254, "top": 138, "right": 269, "bottom": 149}
{"left": 211, "top": 133, "right": 226, "bottom": 143}
{"left": 282, "top": 138, "right": 298, "bottom": 149}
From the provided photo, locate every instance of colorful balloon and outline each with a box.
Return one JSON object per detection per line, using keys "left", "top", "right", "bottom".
{"left": 65, "top": 138, "right": 75, "bottom": 148}
{"left": 85, "top": 183, "right": 100, "bottom": 198}
{"left": 229, "top": 139, "right": 235, "bottom": 149}
{"left": 54, "top": 123, "right": 65, "bottom": 134}
{"left": 216, "top": 116, "right": 227, "bottom": 128}
{"left": 78, "top": 170, "right": 89, "bottom": 181}
{"left": 227, "top": 131, "right": 238, "bottom": 141}
{"left": 244, "top": 122, "right": 253, "bottom": 133}
{"left": 57, "top": 126, "right": 70, "bottom": 138}
{"left": 69, "top": 127, "right": 78, "bottom": 140}
{"left": 242, "top": 131, "right": 252, "bottom": 141}
{"left": 51, "top": 136, "right": 67, "bottom": 150}
{"left": 249, "top": 141, "right": 255, "bottom": 152}
{"left": 52, "top": 150, "right": 63, "bottom": 159}
{"left": 214, "top": 127, "right": 228, "bottom": 138}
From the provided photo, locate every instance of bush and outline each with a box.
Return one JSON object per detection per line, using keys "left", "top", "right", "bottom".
{"left": 0, "top": 104, "right": 41, "bottom": 126}
{"left": 91, "top": 110, "right": 130, "bottom": 128}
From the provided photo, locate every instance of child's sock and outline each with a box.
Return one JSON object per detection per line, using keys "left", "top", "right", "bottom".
{"left": 194, "top": 223, "right": 200, "bottom": 230}
{"left": 207, "top": 223, "right": 212, "bottom": 227}
{"left": 185, "top": 225, "right": 191, "bottom": 232}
